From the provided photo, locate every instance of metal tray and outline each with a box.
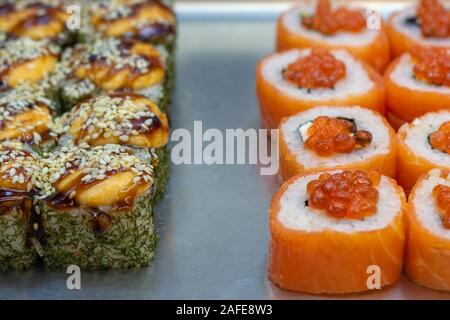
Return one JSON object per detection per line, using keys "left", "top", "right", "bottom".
{"left": 1, "top": 0, "right": 450, "bottom": 300}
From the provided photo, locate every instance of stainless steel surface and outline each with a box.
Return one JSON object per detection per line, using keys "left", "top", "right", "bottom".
{"left": 1, "top": 1, "right": 450, "bottom": 300}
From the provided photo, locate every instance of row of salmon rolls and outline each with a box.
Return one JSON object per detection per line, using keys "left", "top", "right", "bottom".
{"left": 279, "top": 107, "right": 449, "bottom": 194}
{"left": 261, "top": 0, "right": 450, "bottom": 295}
{"left": 269, "top": 106, "right": 449, "bottom": 294}
{"left": 258, "top": 0, "right": 449, "bottom": 131}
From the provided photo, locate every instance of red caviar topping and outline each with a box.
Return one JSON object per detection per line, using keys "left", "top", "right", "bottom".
{"left": 429, "top": 121, "right": 450, "bottom": 154}
{"left": 302, "top": 0, "right": 366, "bottom": 35}
{"left": 284, "top": 49, "right": 346, "bottom": 89}
{"left": 433, "top": 184, "right": 450, "bottom": 229}
{"left": 304, "top": 116, "right": 372, "bottom": 157}
{"left": 412, "top": 46, "right": 450, "bottom": 87}
{"left": 417, "top": 0, "right": 450, "bottom": 38}
{"left": 307, "top": 170, "right": 380, "bottom": 219}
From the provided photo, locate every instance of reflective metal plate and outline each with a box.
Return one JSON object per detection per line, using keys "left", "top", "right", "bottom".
{"left": 1, "top": 1, "right": 450, "bottom": 299}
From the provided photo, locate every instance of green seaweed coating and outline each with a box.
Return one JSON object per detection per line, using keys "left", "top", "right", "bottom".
{"left": 0, "top": 210, "right": 35, "bottom": 271}
{"left": 40, "top": 193, "right": 157, "bottom": 269}
{"left": 153, "top": 146, "right": 169, "bottom": 203}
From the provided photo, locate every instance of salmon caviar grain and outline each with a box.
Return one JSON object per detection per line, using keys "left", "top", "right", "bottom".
{"left": 284, "top": 49, "right": 346, "bottom": 89}
{"left": 417, "top": 0, "right": 450, "bottom": 38}
{"left": 302, "top": 0, "right": 366, "bottom": 35}
{"left": 433, "top": 184, "right": 450, "bottom": 229}
{"left": 304, "top": 116, "right": 372, "bottom": 157}
{"left": 429, "top": 121, "right": 450, "bottom": 154}
{"left": 307, "top": 170, "right": 380, "bottom": 219}
{"left": 413, "top": 47, "right": 450, "bottom": 87}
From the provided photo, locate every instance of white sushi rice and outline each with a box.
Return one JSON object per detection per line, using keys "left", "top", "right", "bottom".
{"left": 403, "top": 111, "right": 450, "bottom": 167}
{"left": 392, "top": 7, "right": 450, "bottom": 47}
{"left": 281, "top": 106, "right": 390, "bottom": 168}
{"left": 282, "top": 5, "right": 378, "bottom": 46}
{"left": 413, "top": 169, "right": 450, "bottom": 239}
{"left": 262, "top": 49, "right": 374, "bottom": 101}
{"left": 390, "top": 53, "right": 450, "bottom": 94}
{"left": 277, "top": 170, "right": 401, "bottom": 233}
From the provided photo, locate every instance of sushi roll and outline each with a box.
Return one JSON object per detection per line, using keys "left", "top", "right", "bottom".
{"left": 0, "top": 0, "right": 71, "bottom": 45}
{"left": 406, "top": 168, "right": 450, "bottom": 291}
{"left": 52, "top": 93, "right": 170, "bottom": 201}
{"left": 397, "top": 110, "right": 450, "bottom": 194}
{"left": 256, "top": 48, "right": 385, "bottom": 130}
{"left": 51, "top": 37, "right": 169, "bottom": 111}
{"left": 277, "top": 0, "right": 390, "bottom": 72}
{"left": 269, "top": 169, "right": 407, "bottom": 294}
{"left": 0, "top": 83, "right": 57, "bottom": 153}
{"left": 384, "top": 46, "right": 450, "bottom": 129}
{"left": 279, "top": 106, "right": 397, "bottom": 181}
{"left": 0, "top": 37, "right": 60, "bottom": 89}
{"left": 36, "top": 144, "right": 157, "bottom": 269}
{"left": 87, "top": 0, "right": 176, "bottom": 50}
{"left": 387, "top": 0, "right": 450, "bottom": 58}
{"left": 0, "top": 141, "right": 41, "bottom": 271}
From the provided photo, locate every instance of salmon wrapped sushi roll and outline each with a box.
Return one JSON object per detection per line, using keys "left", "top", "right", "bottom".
{"left": 277, "top": 0, "right": 390, "bottom": 72}
{"left": 51, "top": 37, "right": 170, "bottom": 112}
{"left": 279, "top": 106, "right": 397, "bottom": 181}
{"left": 269, "top": 169, "right": 407, "bottom": 294}
{"left": 385, "top": 46, "right": 450, "bottom": 129}
{"left": 256, "top": 48, "right": 385, "bottom": 130}
{"left": 0, "top": 141, "right": 41, "bottom": 271}
{"left": 397, "top": 110, "right": 450, "bottom": 194}
{"left": 36, "top": 144, "right": 157, "bottom": 269}
{"left": 406, "top": 168, "right": 450, "bottom": 291}
{"left": 52, "top": 93, "right": 170, "bottom": 201}
{"left": 387, "top": 0, "right": 450, "bottom": 58}
{"left": 0, "top": 0, "right": 71, "bottom": 45}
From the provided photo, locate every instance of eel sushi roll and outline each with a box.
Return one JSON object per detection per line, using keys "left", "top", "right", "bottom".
{"left": 52, "top": 37, "right": 169, "bottom": 112}
{"left": 37, "top": 144, "right": 157, "bottom": 269}
{"left": 52, "top": 93, "right": 170, "bottom": 201}
{"left": 0, "top": 141, "right": 40, "bottom": 271}
{"left": 406, "top": 168, "right": 450, "bottom": 291}
{"left": 279, "top": 106, "right": 397, "bottom": 181}
{"left": 385, "top": 46, "right": 450, "bottom": 130}
{"left": 269, "top": 169, "right": 407, "bottom": 294}
{"left": 0, "top": 0, "right": 71, "bottom": 45}
{"left": 0, "top": 37, "right": 61, "bottom": 91}
{"left": 387, "top": 0, "right": 450, "bottom": 58}
{"left": 256, "top": 48, "right": 385, "bottom": 130}
{"left": 86, "top": 0, "right": 176, "bottom": 51}
{"left": 276, "top": 0, "right": 390, "bottom": 72}
{"left": 397, "top": 110, "right": 450, "bottom": 194}
{"left": 0, "top": 83, "right": 57, "bottom": 154}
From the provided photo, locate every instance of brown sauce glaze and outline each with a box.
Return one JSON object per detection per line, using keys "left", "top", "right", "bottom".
{"left": 131, "top": 114, "right": 162, "bottom": 133}
{"left": 5, "top": 3, "right": 66, "bottom": 36}
{"left": 0, "top": 188, "right": 30, "bottom": 215}
{"left": 47, "top": 169, "right": 148, "bottom": 233}
{"left": 0, "top": 3, "right": 14, "bottom": 16}
{"left": 89, "top": 209, "right": 112, "bottom": 234}
{"left": 96, "top": 1, "right": 175, "bottom": 41}
{"left": 80, "top": 40, "right": 164, "bottom": 90}
{"left": 88, "top": 55, "right": 163, "bottom": 87}
{"left": 20, "top": 130, "right": 53, "bottom": 145}
{"left": 131, "top": 23, "right": 175, "bottom": 42}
